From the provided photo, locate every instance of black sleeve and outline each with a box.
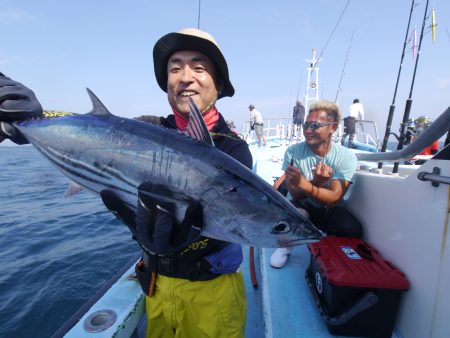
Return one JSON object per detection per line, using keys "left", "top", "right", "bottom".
{"left": 231, "top": 142, "right": 253, "bottom": 169}
{"left": 216, "top": 137, "right": 253, "bottom": 170}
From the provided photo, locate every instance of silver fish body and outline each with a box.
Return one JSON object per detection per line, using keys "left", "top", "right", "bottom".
{"left": 14, "top": 91, "right": 322, "bottom": 247}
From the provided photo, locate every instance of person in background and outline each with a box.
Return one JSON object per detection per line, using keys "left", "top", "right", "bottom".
{"left": 293, "top": 100, "right": 306, "bottom": 136}
{"left": 341, "top": 98, "right": 365, "bottom": 149}
{"left": 414, "top": 116, "right": 439, "bottom": 164}
{"left": 270, "top": 100, "right": 362, "bottom": 268}
{"left": 0, "top": 27, "right": 251, "bottom": 338}
{"left": 249, "top": 104, "right": 266, "bottom": 147}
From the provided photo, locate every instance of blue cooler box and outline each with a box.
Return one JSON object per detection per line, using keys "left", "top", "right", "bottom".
{"left": 306, "top": 236, "right": 409, "bottom": 337}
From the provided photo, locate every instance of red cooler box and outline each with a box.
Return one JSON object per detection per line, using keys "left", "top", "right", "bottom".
{"left": 306, "top": 236, "right": 409, "bottom": 337}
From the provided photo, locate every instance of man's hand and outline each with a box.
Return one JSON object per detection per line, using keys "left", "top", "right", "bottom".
{"left": 136, "top": 186, "right": 203, "bottom": 255}
{"left": 0, "top": 73, "right": 43, "bottom": 144}
{"left": 0, "top": 73, "right": 43, "bottom": 121}
{"left": 101, "top": 185, "right": 203, "bottom": 256}
{"left": 100, "top": 190, "right": 137, "bottom": 236}
{"left": 312, "top": 162, "right": 333, "bottom": 187}
{"left": 285, "top": 162, "right": 333, "bottom": 201}
{"left": 285, "top": 165, "right": 307, "bottom": 199}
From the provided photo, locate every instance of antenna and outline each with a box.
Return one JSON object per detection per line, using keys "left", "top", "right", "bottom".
{"left": 197, "top": 0, "right": 201, "bottom": 29}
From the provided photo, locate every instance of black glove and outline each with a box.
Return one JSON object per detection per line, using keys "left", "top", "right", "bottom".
{"left": 100, "top": 185, "right": 203, "bottom": 255}
{"left": 0, "top": 72, "right": 43, "bottom": 121}
{"left": 0, "top": 122, "right": 29, "bottom": 144}
{"left": 0, "top": 72, "right": 43, "bottom": 144}
{"left": 100, "top": 190, "right": 138, "bottom": 237}
{"left": 136, "top": 185, "right": 203, "bottom": 255}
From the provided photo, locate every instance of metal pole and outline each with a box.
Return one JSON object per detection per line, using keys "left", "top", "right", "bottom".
{"left": 393, "top": 0, "right": 430, "bottom": 173}
{"left": 378, "top": 0, "right": 416, "bottom": 169}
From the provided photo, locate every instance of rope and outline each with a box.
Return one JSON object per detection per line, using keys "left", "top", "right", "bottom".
{"left": 311, "top": 0, "right": 352, "bottom": 73}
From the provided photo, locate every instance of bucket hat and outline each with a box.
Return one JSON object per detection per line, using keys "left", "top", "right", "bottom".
{"left": 153, "top": 28, "right": 234, "bottom": 99}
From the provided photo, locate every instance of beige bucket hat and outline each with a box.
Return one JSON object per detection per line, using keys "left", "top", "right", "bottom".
{"left": 153, "top": 28, "right": 235, "bottom": 99}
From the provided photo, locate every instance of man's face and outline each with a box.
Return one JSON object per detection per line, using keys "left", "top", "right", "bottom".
{"left": 167, "top": 50, "right": 223, "bottom": 115}
{"left": 303, "top": 110, "right": 337, "bottom": 147}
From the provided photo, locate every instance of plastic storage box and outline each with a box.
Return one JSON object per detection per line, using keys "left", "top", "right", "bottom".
{"left": 306, "top": 236, "right": 409, "bottom": 337}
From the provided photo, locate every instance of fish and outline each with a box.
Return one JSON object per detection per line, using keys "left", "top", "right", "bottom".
{"left": 12, "top": 89, "right": 322, "bottom": 247}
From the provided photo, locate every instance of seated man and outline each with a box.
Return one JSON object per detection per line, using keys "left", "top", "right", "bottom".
{"left": 271, "top": 100, "right": 362, "bottom": 268}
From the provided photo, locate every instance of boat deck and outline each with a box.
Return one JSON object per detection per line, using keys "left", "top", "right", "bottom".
{"left": 243, "top": 245, "right": 347, "bottom": 338}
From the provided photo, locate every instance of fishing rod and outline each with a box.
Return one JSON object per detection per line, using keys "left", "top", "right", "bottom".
{"left": 378, "top": 0, "right": 416, "bottom": 170}
{"left": 393, "top": 0, "right": 430, "bottom": 174}
{"left": 334, "top": 29, "right": 355, "bottom": 103}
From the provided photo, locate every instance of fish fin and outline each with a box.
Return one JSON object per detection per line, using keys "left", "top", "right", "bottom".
{"left": 64, "top": 182, "right": 84, "bottom": 197}
{"left": 186, "top": 96, "right": 215, "bottom": 146}
{"left": 86, "top": 88, "right": 114, "bottom": 117}
{"left": 138, "top": 182, "right": 194, "bottom": 224}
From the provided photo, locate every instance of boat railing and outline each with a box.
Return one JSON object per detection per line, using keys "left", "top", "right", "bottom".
{"left": 241, "top": 117, "right": 380, "bottom": 150}
{"left": 418, "top": 167, "right": 450, "bottom": 186}
{"left": 334, "top": 119, "right": 381, "bottom": 151}
{"left": 241, "top": 117, "right": 304, "bottom": 144}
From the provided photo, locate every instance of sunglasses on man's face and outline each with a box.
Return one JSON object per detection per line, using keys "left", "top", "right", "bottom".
{"left": 302, "top": 121, "right": 336, "bottom": 130}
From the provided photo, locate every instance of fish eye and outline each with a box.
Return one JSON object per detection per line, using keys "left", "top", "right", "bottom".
{"left": 271, "top": 220, "right": 291, "bottom": 234}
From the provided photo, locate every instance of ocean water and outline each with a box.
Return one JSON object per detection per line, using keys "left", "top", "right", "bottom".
{"left": 0, "top": 146, "right": 140, "bottom": 338}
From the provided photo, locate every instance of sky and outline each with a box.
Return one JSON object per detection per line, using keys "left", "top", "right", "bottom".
{"left": 1, "top": 0, "right": 449, "bottom": 145}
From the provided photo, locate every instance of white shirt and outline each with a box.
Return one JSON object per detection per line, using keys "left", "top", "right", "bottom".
{"left": 348, "top": 102, "right": 364, "bottom": 120}
{"left": 250, "top": 109, "right": 264, "bottom": 124}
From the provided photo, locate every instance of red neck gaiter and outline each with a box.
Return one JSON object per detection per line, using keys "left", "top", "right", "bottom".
{"left": 172, "top": 106, "right": 219, "bottom": 132}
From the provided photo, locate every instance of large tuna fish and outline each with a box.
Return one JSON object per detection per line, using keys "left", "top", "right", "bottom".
{"left": 13, "top": 89, "right": 322, "bottom": 247}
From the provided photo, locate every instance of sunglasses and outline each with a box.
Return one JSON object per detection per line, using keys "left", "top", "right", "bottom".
{"left": 302, "top": 121, "right": 336, "bottom": 130}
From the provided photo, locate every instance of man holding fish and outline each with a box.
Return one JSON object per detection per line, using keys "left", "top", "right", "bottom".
{"left": 0, "top": 28, "right": 252, "bottom": 338}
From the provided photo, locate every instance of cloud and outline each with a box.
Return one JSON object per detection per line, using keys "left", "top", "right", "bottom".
{"left": 435, "top": 78, "right": 450, "bottom": 89}
{"left": 0, "top": 6, "right": 32, "bottom": 21}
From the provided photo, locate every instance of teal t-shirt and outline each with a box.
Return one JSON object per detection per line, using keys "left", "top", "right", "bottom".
{"left": 282, "top": 142, "right": 357, "bottom": 206}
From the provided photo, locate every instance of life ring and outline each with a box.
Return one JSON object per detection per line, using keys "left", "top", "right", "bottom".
{"left": 310, "top": 82, "right": 317, "bottom": 89}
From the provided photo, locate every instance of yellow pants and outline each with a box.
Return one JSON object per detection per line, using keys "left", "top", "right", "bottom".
{"left": 145, "top": 272, "right": 247, "bottom": 338}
